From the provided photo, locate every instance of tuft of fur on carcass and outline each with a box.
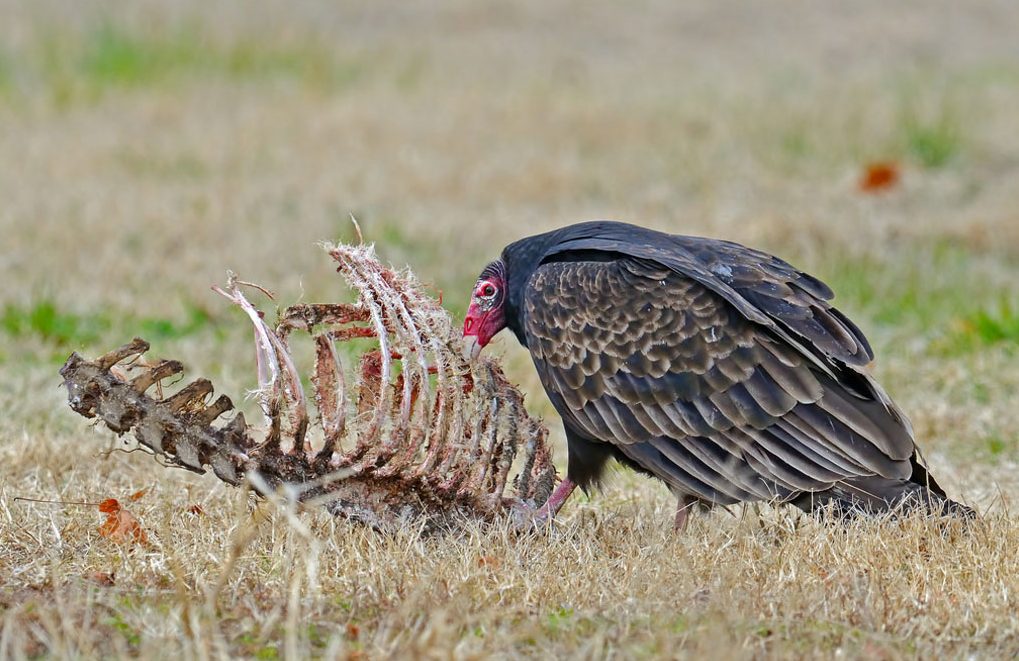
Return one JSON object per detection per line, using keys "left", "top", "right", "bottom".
{"left": 59, "top": 243, "right": 557, "bottom": 532}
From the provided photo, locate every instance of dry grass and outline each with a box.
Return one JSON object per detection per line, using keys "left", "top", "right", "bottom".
{"left": 2, "top": 1, "right": 1019, "bottom": 657}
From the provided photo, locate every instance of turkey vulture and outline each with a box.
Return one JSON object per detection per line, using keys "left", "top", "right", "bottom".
{"left": 462, "top": 221, "right": 971, "bottom": 528}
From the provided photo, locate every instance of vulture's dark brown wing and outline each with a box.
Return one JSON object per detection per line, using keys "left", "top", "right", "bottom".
{"left": 522, "top": 257, "right": 916, "bottom": 504}
{"left": 541, "top": 232, "right": 875, "bottom": 373}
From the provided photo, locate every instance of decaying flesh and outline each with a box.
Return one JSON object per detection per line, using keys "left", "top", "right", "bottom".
{"left": 59, "top": 243, "right": 557, "bottom": 532}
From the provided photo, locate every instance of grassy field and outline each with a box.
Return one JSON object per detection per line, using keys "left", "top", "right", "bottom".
{"left": 3, "top": 1, "right": 1019, "bottom": 657}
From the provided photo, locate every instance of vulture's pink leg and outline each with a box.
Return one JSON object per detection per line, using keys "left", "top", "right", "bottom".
{"left": 674, "top": 495, "right": 696, "bottom": 532}
{"left": 529, "top": 477, "right": 577, "bottom": 525}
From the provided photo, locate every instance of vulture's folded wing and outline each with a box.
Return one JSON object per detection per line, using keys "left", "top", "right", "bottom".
{"left": 542, "top": 229, "right": 872, "bottom": 371}
{"left": 523, "top": 257, "right": 916, "bottom": 504}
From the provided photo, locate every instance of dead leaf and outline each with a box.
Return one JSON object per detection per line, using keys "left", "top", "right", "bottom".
{"left": 86, "top": 571, "right": 116, "bottom": 587}
{"left": 187, "top": 504, "right": 205, "bottom": 516}
{"left": 98, "top": 498, "right": 120, "bottom": 513}
{"left": 477, "top": 555, "right": 501, "bottom": 568}
{"left": 129, "top": 489, "right": 147, "bottom": 501}
{"left": 97, "top": 499, "right": 148, "bottom": 545}
{"left": 858, "top": 161, "right": 900, "bottom": 193}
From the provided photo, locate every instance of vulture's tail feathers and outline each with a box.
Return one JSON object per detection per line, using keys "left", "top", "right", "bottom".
{"left": 790, "top": 476, "right": 975, "bottom": 521}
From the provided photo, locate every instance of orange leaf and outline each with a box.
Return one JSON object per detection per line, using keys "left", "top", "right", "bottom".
{"left": 858, "top": 161, "right": 900, "bottom": 193}
{"left": 98, "top": 498, "right": 121, "bottom": 514}
{"left": 99, "top": 507, "right": 148, "bottom": 545}
{"left": 129, "top": 489, "right": 147, "bottom": 502}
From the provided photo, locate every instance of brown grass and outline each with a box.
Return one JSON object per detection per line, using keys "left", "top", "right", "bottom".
{"left": 3, "top": 1, "right": 1019, "bottom": 658}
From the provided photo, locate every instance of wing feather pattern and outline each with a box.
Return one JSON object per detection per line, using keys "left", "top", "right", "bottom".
{"left": 540, "top": 230, "right": 875, "bottom": 372}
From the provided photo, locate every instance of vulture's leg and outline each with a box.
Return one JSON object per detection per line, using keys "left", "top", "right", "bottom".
{"left": 532, "top": 477, "right": 577, "bottom": 522}
{"left": 511, "top": 477, "right": 577, "bottom": 530}
{"left": 513, "top": 428, "right": 603, "bottom": 529}
{"left": 673, "top": 495, "right": 696, "bottom": 532}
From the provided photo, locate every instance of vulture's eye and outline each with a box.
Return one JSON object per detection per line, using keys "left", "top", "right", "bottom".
{"left": 478, "top": 282, "right": 497, "bottom": 299}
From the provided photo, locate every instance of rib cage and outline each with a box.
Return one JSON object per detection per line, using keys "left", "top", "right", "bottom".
{"left": 59, "top": 243, "right": 557, "bottom": 532}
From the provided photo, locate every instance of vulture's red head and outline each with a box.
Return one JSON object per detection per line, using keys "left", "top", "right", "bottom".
{"left": 462, "top": 260, "right": 507, "bottom": 360}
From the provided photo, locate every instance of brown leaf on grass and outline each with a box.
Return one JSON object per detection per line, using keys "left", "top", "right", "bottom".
{"left": 858, "top": 161, "right": 901, "bottom": 193}
{"left": 187, "top": 504, "right": 205, "bottom": 516}
{"left": 97, "top": 499, "right": 148, "bottom": 545}
{"left": 86, "top": 571, "right": 116, "bottom": 587}
{"left": 128, "top": 489, "right": 147, "bottom": 501}
{"left": 477, "top": 555, "right": 501, "bottom": 569}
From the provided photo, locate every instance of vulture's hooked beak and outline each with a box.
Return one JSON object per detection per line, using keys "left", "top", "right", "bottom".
{"left": 461, "top": 334, "right": 483, "bottom": 362}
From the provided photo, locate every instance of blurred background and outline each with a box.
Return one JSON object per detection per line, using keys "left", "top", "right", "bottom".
{"left": 2, "top": 0, "right": 1018, "bottom": 495}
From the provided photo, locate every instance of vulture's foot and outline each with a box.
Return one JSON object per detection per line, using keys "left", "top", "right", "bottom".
{"left": 507, "top": 477, "right": 577, "bottom": 531}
